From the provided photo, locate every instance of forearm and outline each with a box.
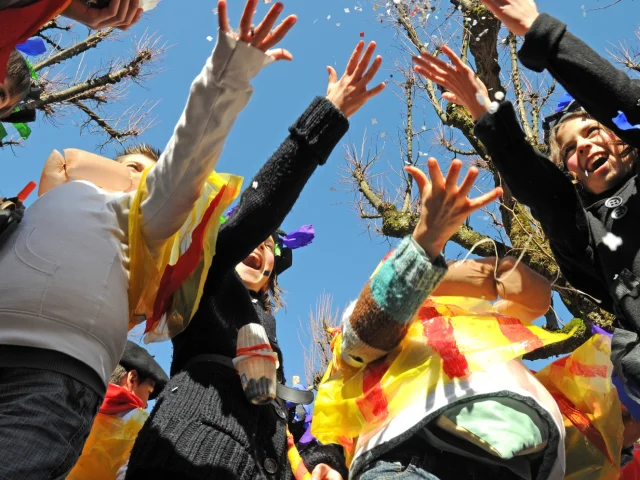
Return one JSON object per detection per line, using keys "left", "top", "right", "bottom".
{"left": 519, "top": 13, "right": 640, "bottom": 147}
{"left": 475, "top": 101, "right": 585, "bottom": 243}
{"left": 211, "top": 97, "right": 348, "bottom": 273}
{"left": 341, "top": 236, "right": 447, "bottom": 365}
{"left": 141, "top": 29, "right": 272, "bottom": 249}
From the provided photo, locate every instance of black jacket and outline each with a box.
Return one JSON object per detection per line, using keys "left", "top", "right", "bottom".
{"left": 474, "top": 13, "right": 640, "bottom": 391}
{"left": 125, "top": 97, "right": 349, "bottom": 480}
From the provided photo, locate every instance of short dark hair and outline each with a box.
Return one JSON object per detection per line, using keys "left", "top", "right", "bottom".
{"left": 0, "top": 50, "right": 31, "bottom": 120}
{"left": 116, "top": 144, "right": 162, "bottom": 163}
{"left": 109, "top": 364, "right": 151, "bottom": 386}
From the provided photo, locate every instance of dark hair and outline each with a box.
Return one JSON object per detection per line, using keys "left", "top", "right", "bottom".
{"left": 116, "top": 144, "right": 162, "bottom": 163}
{"left": 258, "top": 270, "right": 285, "bottom": 314}
{"left": 0, "top": 50, "right": 31, "bottom": 120}
{"left": 109, "top": 364, "right": 151, "bottom": 386}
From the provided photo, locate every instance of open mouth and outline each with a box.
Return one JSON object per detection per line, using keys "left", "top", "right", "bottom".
{"left": 586, "top": 155, "right": 609, "bottom": 173}
{"left": 242, "top": 252, "right": 263, "bottom": 270}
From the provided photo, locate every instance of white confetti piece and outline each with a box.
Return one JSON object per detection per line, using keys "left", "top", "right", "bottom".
{"left": 381, "top": 132, "right": 386, "bottom": 138}
{"left": 488, "top": 101, "right": 499, "bottom": 114}
{"left": 354, "top": 6, "right": 363, "bottom": 11}
{"left": 494, "top": 91, "right": 505, "bottom": 101}
{"left": 336, "top": 22, "right": 341, "bottom": 26}
{"left": 206, "top": 36, "right": 213, "bottom": 41}
{"left": 472, "top": 19, "right": 478, "bottom": 26}
{"left": 344, "top": 8, "right": 350, "bottom": 13}
{"left": 603, "top": 232, "right": 623, "bottom": 251}
{"left": 172, "top": 387, "right": 178, "bottom": 392}
{"left": 421, "top": 125, "right": 427, "bottom": 131}
{"left": 475, "top": 93, "right": 487, "bottom": 106}
{"left": 372, "top": 118, "right": 378, "bottom": 125}
{"left": 213, "top": 8, "right": 218, "bottom": 15}
{"left": 327, "top": 15, "right": 331, "bottom": 20}
{"left": 252, "top": 181, "right": 258, "bottom": 189}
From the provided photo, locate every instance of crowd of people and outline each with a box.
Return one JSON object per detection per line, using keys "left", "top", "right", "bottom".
{"left": 1, "top": 0, "right": 640, "bottom": 478}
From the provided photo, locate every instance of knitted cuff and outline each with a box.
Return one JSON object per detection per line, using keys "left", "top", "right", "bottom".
{"left": 518, "top": 13, "right": 567, "bottom": 73}
{"left": 474, "top": 100, "right": 527, "bottom": 154}
{"left": 370, "top": 236, "right": 448, "bottom": 326}
{"left": 289, "top": 97, "right": 350, "bottom": 165}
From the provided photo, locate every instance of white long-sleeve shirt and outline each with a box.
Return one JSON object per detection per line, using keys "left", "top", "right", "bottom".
{"left": 0, "top": 30, "right": 271, "bottom": 389}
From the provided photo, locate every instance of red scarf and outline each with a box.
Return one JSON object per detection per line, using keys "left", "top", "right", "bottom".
{"left": 99, "top": 383, "right": 145, "bottom": 415}
{"left": 0, "top": 0, "right": 71, "bottom": 82}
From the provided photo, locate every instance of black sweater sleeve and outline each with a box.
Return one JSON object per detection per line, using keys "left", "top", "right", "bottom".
{"left": 518, "top": 13, "right": 640, "bottom": 149}
{"left": 474, "top": 101, "right": 613, "bottom": 310}
{"left": 211, "top": 97, "right": 349, "bottom": 275}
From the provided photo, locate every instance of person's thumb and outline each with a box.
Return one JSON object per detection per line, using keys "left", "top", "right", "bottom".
{"left": 327, "top": 66, "right": 338, "bottom": 85}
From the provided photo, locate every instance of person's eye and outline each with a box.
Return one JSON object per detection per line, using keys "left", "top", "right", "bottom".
{"left": 0, "top": 89, "right": 6, "bottom": 103}
{"left": 563, "top": 144, "right": 575, "bottom": 159}
{"left": 587, "top": 126, "right": 600, "bottom": 137}
{"left": 127, "top": 163, "right": 144, "bottom": 172}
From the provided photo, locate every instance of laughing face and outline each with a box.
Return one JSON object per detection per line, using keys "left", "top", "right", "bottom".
{"left": 235, "top": 236, "right": 277, "bottom": 293}
{"left": 556, "top": 116, "right": 635, "bottom": 195}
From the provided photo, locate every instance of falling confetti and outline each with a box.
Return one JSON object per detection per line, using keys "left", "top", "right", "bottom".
{"left": 612, "top": 111, "right": 640, "bottom": 131}
{"left": 602, "top": 232, "right": 623, "bottom": 251}
{"left": 381, "top": 132, "right": 387, "bottom": 138}
{"left": 372, "top": 118, "right": 378, "bottom": 125}
{"left": 252, "top": 181, "right": 258, "bottom": 189}
{"left": 360, "top": 32, "right": 365, "bottom": 37}
{"left": 495, "top": 91, "right": 505, "bottom": 101}
{"left": 475, "top": 93, "right": 487, "bottom": 106}
{"left": 327, "top": 15, "right": 331, "bottom": 20}
{"left": 344, "top": 7, "right": 350, "bottom": 13}
{"left": 488, "top": 101, "right": 499, "bottom": 114}
{"left": 336, "top": 23, "right": 341, "bottom": 26}
{"left": 206, "top": 36, "right": 213, "bottom": 42}
{"left": 421, "top": 125, "right": 427, "bottom": 131}
{"left": 354, "top": 6, "right": 363, "bottom": 11}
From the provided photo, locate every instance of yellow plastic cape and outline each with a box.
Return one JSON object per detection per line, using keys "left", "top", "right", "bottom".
{"left": 312, "top": 296, "right": 575, "bottom": 466}
{"left": 66, "top": 409, "right": 148, "bottom": 480}
{"left": 535, "top": 334, "right": 624, "bottom": 480}
{"left": 128, "top": 168, "right": 242, "bottom": 342}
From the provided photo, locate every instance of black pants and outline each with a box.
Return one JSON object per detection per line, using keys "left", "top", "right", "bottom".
{"left": 0, "top": 367, "right": 100, "bottom": 480}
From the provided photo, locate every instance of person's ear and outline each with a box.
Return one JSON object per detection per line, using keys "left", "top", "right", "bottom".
{"left": 127, "top": 370, "right": 140, "bottom": 389}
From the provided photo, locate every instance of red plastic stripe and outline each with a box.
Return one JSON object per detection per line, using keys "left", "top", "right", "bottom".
{"left": 236, "top": 344, "right": 273, "bottom": 356}
{"left": 356, "top": 359, "right": 390, "bottom": 424}
{"left": 17, "top": 181, "right": 36, "bottom": 202}
{"left": 422, "top": 316, "right": 470, "bottom": 378}
{"left": 495, "top": 315, "right": 544, "bottom": 351}
{"left": 145, "top": 186, "right": 226, "bottom": 332}
{"left": 552, "top": 392, "right": 614, "bottom": 465}
{"left": 552, "top": 356, "right": 607, "bottom": 378}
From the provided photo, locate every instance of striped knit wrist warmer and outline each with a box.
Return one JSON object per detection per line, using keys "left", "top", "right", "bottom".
{"left": 341, "top": 236, "right": 448, "bottom": 364}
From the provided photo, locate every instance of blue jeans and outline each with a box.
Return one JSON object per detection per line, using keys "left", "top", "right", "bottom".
{"left": 359, "top": 457, "right": 439, "bottom": 480}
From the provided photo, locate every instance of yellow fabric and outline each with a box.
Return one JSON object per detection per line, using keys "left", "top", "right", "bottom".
{"left": 128, "top": 168, "right": 242, "bottom": 342}
{"left": 312, "top": 296, "right": 574, "bottom": 467}
{"left": 535, "top": 334, "right": 624, "bottom": 480}
{"left": 66, "top": 409, "right": 148, "bottom": 480}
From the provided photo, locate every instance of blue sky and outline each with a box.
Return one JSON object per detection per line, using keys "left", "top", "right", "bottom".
{"left": 2, "top": 0, "right": 638, "bottom": 398}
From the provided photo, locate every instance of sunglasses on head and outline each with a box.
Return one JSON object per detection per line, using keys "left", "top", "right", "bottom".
{"left": 542, "top": 99, "right": 585, "bottom": 144}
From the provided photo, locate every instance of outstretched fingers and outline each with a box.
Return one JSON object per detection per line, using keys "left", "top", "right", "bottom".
{"left": 217, "top": 0, "right": 231, "bottom": 32}
{"left": 353, "top": 42, "right": 377, "bottom": 79}
{"left": 252, "top": 2, "right": 284, "bottom": 44}
{"left": 361, "top": 55, "right": 383, "bottom": 86}
{"left": 261, "top": 14, "right": 297, "bottom": 51}
{"left": 345, "top": 41, "right": 365, "bottom": 76}
{"left": 468, "top": 187, "right": 504, "bottom": 211}
{"left": 239, "top": 0, "right": 259, "bottom": 41}
{"left": 427, "top": 157, "right": 446, "bottom": 190}
{"left": 444, "top": 159, "right": 463, "bottom": 192}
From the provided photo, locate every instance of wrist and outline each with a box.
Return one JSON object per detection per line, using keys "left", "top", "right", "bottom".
{"left": 521, "top": 12, "right": 540, "bottom": 35}
{"left": 412, "top": 230, "right": 444, "bottom": 261}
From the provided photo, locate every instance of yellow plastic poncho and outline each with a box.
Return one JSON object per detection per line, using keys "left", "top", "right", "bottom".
{"left": 535, "top": 334, "right": 625, "bottom": 480}
{"left": 312, "top": 296, "right": 575, "bottom": 466}
{"left": 128, "top": 168, "right": 242, "bottom": 342}
{"left": 66, "top": 409, "right": 148, "bottom": 480}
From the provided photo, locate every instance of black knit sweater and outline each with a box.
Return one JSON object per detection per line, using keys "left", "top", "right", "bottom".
{"left": 125, "top": 97, "right": 349, "bottom": 480}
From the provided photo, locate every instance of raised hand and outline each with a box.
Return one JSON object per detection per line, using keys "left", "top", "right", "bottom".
{"left": 218, "top": 0, "right": 297, "bottom": 62}
{"left": 413, "top": 45, "right": 491, "bottom": 121}
{"left": 326, "top": 41, "right": 386, "bottom": 118}
{"left": 479, "top": 0, "right": 539, "bottom": 36}
{"left": 406, "top": 158, "right": 503, "bottom": 260}
{"left": 62, "top": 0, "right": 143, "bottom": 30}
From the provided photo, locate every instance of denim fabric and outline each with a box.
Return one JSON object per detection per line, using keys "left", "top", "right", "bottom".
{"left": 359, "top": 458, "right": 439, "bottom": 480}
{"left": 0, "top": 367, "right": 100, "bottom": 480}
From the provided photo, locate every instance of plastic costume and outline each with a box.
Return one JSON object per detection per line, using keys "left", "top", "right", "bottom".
{"left": 535, "top": 333, "right": 625, "bottom": 480}
{"left": 313, "top": 253, "right": 573, "bottom": 479}
{"left": 37, "top": 148, "right": 241, "bottom": 341}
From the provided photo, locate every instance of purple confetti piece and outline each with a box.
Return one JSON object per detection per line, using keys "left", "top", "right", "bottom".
{"left": 612, "top": 111, "right": 640, "bottom": 131}
{"left": 16, "top": 37, "right": 46, "bottom": 56}
{"left": 281, "top": 224, "right": 315, "bottom": 249}
{"left": 591, "top": 324, "right": 613, "bottom": 338}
